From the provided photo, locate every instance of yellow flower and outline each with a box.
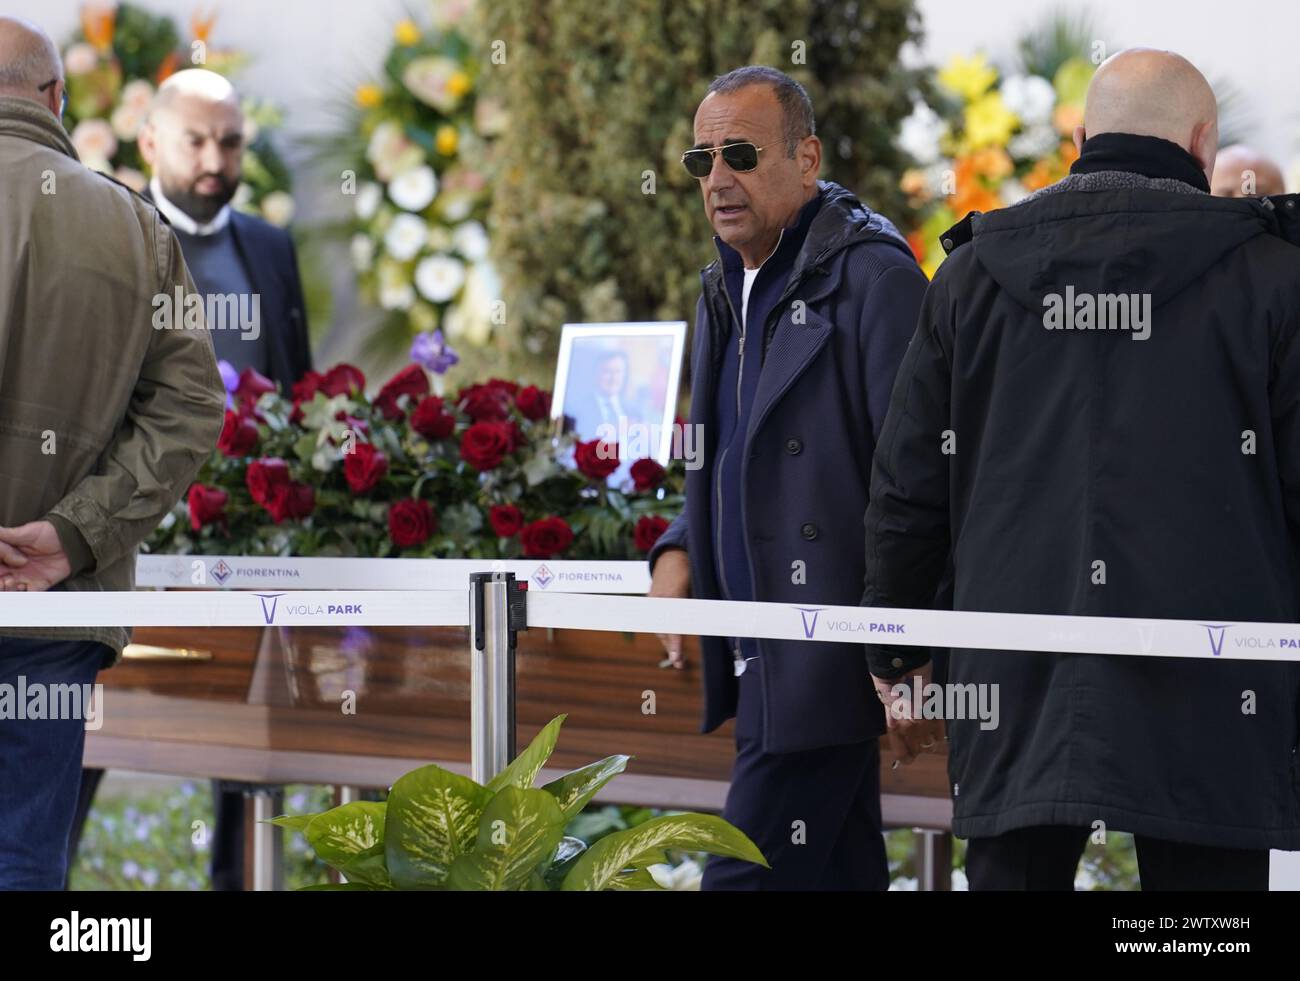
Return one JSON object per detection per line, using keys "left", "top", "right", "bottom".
{"left": 355, "top": 83, "right": 383, "bottom": 108}
{"left": 962, "top": 92, "right": 1019, "bottom": 150}
{"left": 395, "top": 19, "right": 421, "bottom": 46}
{"left": 937, "top": 54, "right": 997, "bottom": 103}
{"left": 448, "top": 71, "right": 472, "bottom": 98}
{"left": 436, "top": 125, "right": 459, "bottom": 156}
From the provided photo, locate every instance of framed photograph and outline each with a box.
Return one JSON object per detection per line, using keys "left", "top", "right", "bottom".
{"left": 551, "top": 321, "right": 687, "bottom": 479}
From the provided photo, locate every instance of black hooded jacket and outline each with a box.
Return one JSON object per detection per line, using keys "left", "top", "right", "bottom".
{"left": 863, "top": 136, "right": 1300, "bottom": 848}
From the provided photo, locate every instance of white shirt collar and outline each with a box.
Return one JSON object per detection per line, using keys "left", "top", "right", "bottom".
{"left": 149, "top": 176, "right": 232, "bottom": 236}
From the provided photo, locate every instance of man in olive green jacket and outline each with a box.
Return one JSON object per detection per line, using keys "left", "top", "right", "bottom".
{"left": 0, "top": 17, "right": 224, "bottom": 889}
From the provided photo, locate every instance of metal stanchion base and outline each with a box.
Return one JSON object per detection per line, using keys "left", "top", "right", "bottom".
{"left": 250, "top": 789, "right": 285, "bottom": 892}
{"left": 915, "top": 828, "right": 953, "bottom": 891}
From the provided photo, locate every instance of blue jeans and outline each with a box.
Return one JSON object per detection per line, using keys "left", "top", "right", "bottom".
{"left": 0, "top": 636, "right": 108, "bottom": 890}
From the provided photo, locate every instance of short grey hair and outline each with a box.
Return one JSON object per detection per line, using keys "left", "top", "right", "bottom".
{"left": 705, "top": 66, "right": 815, "bottom": 157}
{"left": 0, "top": 16, "right": 62, "bottom": 91}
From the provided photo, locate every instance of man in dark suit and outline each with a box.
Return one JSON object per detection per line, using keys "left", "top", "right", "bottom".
{"left": 646, "top": 66, "right": 937, "bottom": 889}
{"left": 68, "top": 69, "right": 312, "bottom": 891}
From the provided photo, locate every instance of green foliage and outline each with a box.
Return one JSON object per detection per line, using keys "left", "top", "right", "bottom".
{"left": 480, "top": 0, "right": 922, "bottom": 377}
{"left": 272, "top": 715, "right": 766, "bottom": 890}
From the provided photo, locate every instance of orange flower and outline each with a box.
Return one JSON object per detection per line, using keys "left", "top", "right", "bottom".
{"left": 156, "top": 50, "right": 179, "bottom": 85}
{"left": 906, "top": 231, "right": 928, "bottom": 264}
{"left": 947, "top": 156, "right": 1002, "bottom": 218}
{"left": 81, "top": 2, "right": 116, "bottom": 55}
{"left": 970, "top": 146, "right": 1013, "bottom": 181}
{"left": 191, "top": 7, "right": 218, "bottom": 46}
{"left": 1053, "top": 103, "right": 1084, "bottom": 136}
{"left": 1059, "top": 139, "right": 1080, "bottom": 167}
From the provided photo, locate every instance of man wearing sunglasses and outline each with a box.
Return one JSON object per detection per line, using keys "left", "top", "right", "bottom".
{"left": 647, "top": 65, "right": 936, "bottom": 889}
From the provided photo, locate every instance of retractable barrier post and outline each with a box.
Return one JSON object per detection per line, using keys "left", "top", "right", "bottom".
{"left": 467, "top": 572, "right": 528, "bottom": 784}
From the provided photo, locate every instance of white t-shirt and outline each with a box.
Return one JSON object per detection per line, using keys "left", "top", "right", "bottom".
{"left": 741, "top": 266, "right": 761, "bottom": 329}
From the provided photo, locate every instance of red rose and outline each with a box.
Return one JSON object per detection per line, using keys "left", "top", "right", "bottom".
{"left": 520, "top": 516, "right": 574, "bottom": 558}
{"left": 486, "top": 378, "right": 519, "bottom": 396}
{"left": 245, "top": 457, "right": 290, "bottom": 507}
{"left": 575, "top": 438, "right": 619, "bottom": 480}
{"left": 187, "top": 484, "right": 227, "bottom": 530}
{"left": 318, "top": 363, "right": 366, "bottom": 398}
{"left": 375, "top": 364, "right": 430, "bottom": 421}
{"left": 234, "top": 366, "right": 277, "bottom": 404}
{"left": 629, "top": 457, "right": 666, "bottom": 492}
{"left": 457, "top": 382, "right": 512, "bottom": 421}
{"left": 289, "top": 400, "right": 306, "bottom": 426}
{"left": 489, "top": 504, "right": 524, "bottom": 538}
{"left": 217, "top": 409, "right": 259, "bottom": 457}
{"left": 515, "top": 385, "right": 552, "bottom": 421}
{"left": 411, "top": 396, "right": 456, "bottom": 440}
{"left": 266, "top": 481, "right": 316, "bottom": 523}
{"left": 343, "top": 442, "right": 388, "bottom": 494}
{"left": 634, "top": 514, "right": 670, "bottom": 552}
{"left": 292, "top": 370, "right": 324, "bottom": 403}
{"left": 460, "top": 421, "right": 518, "bottom": 471}
{"left": 389, "top": 498, "right": 437, "bottom": 548}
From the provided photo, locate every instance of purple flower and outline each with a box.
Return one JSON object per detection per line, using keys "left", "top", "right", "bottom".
{"left": 218, "top": 359, "right": 239, "bottom": 409}
{"left": 410, "top": 330, "right": 459, "bottom": 374}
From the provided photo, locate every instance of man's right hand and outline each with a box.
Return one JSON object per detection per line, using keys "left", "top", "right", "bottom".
{"left": 648, "top": 548, "right": 690, "bottom": 669}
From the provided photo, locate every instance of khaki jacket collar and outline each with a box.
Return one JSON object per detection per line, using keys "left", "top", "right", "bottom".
{"left": 0, "top": 95, "right": 78, "bottom": 160}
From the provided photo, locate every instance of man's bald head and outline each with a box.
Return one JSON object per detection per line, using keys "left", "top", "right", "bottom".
{"left": 139, "top": 69, "right": 245, "bottom": 223}
{"left": 1077, "top": 48, "right": 1219, "bottom": 184}
{"left": 1212, "top": 144, "right": 1285, "bottom": 197}
{"left": 0, "top": 15, "right": 63, "bottom": 116}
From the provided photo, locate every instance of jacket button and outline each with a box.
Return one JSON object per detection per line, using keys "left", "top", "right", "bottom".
{"left": 800, "top": 522, "right": 818, "bottom": 540}
{"left": 785, "top": 437, "right": 802, "bottom": 455}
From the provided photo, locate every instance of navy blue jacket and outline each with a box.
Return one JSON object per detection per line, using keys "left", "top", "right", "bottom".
{"left": 650, "top": 181, "right": 928, "bottom": 753}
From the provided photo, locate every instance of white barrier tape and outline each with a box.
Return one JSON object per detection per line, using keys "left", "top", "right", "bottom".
{"left": 0, "top": 590, "right": 465, "bottom": 628}
{"left": 135, "top": 554, "right": 649, "bottom": 593}
{"left": 527, "top": 593, "right": 1300, "bottom": 663}
{"left": 1, "top": 588, "right": 1293, "bottom": 663}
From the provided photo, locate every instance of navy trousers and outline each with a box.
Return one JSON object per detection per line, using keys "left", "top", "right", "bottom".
{"left": 701, "top": 659, "right": 890, "bottom": 890}
{"left": 0, "top": 636, "right": 108, "bottom": 890}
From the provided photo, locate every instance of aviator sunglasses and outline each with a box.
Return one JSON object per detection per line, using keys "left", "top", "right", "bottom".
{"left": 681, "top": 138, "right": 798, "bottom": 178}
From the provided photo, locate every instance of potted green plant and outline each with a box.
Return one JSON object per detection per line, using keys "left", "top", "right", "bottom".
{"left": 271, "top": 715, "right": 766, "bottom": 890}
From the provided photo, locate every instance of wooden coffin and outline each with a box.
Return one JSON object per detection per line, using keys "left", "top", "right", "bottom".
{"left": 85, "top": 621, "right": 952, "bottom": 827}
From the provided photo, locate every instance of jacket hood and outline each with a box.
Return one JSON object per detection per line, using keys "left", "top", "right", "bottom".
{"left": 0, "top": 95, "right": 78, "bottom": 160}
{"left": 703, "top": 179, "right": 913, "bottom": 291}
{"left": 969, "top": 185, "right": 1275, "bottom": 313}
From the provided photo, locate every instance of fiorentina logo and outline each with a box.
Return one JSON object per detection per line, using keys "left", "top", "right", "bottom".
{"left": 532, "top": 564, "right": 554, "bottom": 589}
{"left": 211, "top": 559, "right": 233, "bottom": 585}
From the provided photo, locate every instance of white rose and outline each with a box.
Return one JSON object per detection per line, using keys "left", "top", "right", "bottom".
{"left": 452, "top": 220, "right": 489, "bottom": 261}
{"left": 897, "top": 103, "right": 945, "bottom": 166}
{"left": 120, "top": 79, "right": 155, "bottom": 113}
{"left": 350, "top": 234, "right": 375, "bottom": 271}
{"left": 384, "top": 213, "right": 429, "bottom": 262}
{"left": 71, "top": 119, "right": 118, "bottom": 166}
{"left": 1000, "top": 75, "right": 1056, "bottom": 127}
{"left": 260, "top": 190, "right": 295, "bottom": 227}
{"left": 379, "top": 281, "right": 415, "bottom": 311}
{"left": 355, "top": 182, "right": 382, "bottom": 221}
{"left": 110, "top": 103, "right": 145, "bottom": 142}
{"left": 1008, "top": 123, "right": 1059, "bottom": 161}
{"left": 388, "top": 165, "right": 438, "bottom": 212}
{"left": 63, "top": 43, "right": 99, "bottom": 76}
{"left": 366, "top": 120, "right": 424, "bottom": 182}
{"left": 415, "top": 254, "right": 467, "bottom": 303}
{"left": 443, "top": 262, "right": 501, "bottom": 345}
